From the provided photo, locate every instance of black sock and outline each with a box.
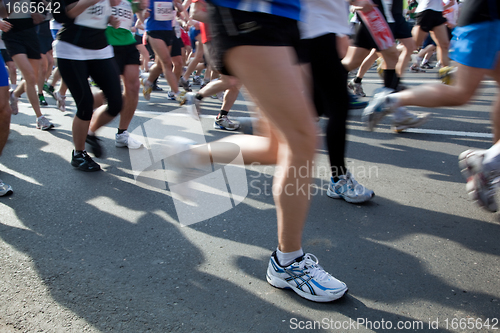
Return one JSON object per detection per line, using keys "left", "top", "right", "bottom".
{"left": 383, "top": 69, "right": 399, "bottom": 90}
{"left": 217, "top": 110, "right": 229, "bottom": 119}
{"left": 354, "top": 77, "right": 362, "bottom": 84}
{"left": 49, "top": 85, "right": 54, "bottom": 93}
{"left": 117, "top": 129, "right": 126, "bottom": 135}
{"left": 38, "top": 93, "right": 43, "bottom": 97}
{"left": 195, "top": 93, "right": 203, "bottom": 100}
{"left": 74, "top": 150, "right": 84, "bottom": 156}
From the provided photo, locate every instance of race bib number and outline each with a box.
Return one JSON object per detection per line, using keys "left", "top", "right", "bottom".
{"left": 111, "top": 0, "right": 133, "bottom": 30}
{"left": 154, "top": 1, "right": 174, "bottom": 21}
{"left": 75, "top": 0, "right": 111, "bottom": 29}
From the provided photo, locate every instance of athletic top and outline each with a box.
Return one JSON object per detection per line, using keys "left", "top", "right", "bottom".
{"left": 458, "top": 0, "right": 500, "bottom": 26}
{"left": 106, "top": 0, "right": 136, "bottom": 46}
{"left": 145, "top": 0, "right": 174, "bottom": 31}
{"left": 299, "top": 0, "right": 350, "bottom": 39}
{"left": 442, "top": 0, "right": 459, "bottom": 26}
{"left": 54, "top": 0, "right": 114, "bottom": 60}
{"left": 208, "top": 0, "right": 301, "bottom": 21}
{"left": 416, "top": 0, "right": 443, "bottom": 13}
{"left": 56, "top": 0, "right": 112, "bottom": 49}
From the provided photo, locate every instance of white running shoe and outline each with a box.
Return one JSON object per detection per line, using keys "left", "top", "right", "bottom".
{"left": 9, "top": 91, "right": 18, "bottom": 115}
{"left": 266, "top": 252, "right": 348, "bottom": 302}
{"left": 141, "top": 79, "right": 153, "bottom": 101}
{"left": 391, "top": 107, "right": 430, "bottom": 132}
{"left": 459, "top": 149, "right": 498, "bottom": 212}
{"left": 362, "top": 88, "right": 397, "bottom": 131}
{"left": 0, "top": 179, "right": 13, "bottom": 196}
{"left": 179, "top": 92, "right": 201, "bottom": 120}
{"left": 54, "top": 92, "right": 66, "bottom": 112}
{"left": 115, "top": 131, "right": 144, "bottom": 149}
{"left": 36, "top": 116, "right": 54, "bottom": 130}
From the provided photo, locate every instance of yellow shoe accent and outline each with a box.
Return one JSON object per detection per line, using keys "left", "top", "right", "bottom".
{"left": 438, "top": 66, "right": 456, "bottom": 85}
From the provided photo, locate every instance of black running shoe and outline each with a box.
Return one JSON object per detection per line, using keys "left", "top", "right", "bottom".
{"left": 152, "top": 83, "right": 163, "bottom": 91}
{"left": 85, "top": 134, "right": 103, "bottom": 158}
{"left": 421, "top": 63, "right": 434, "bottom": 69}
{"left": 71, "top": 151, "right": 101, "bottom": 172}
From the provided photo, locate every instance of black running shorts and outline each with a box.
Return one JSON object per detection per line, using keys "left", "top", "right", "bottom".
{"left": 416, "top": 9, "right": 447, "bottom": 32}
{"left": 207, "top": 3, "right": 300, "bottom": 76}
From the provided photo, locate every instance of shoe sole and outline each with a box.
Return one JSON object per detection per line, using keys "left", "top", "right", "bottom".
{"left": 266, "top": 272, "right": 348, "bottom": 302}
{"left": 0, "top": 188, "right": 13, "bottom": 196}
{"left": 36, "top": 124, "right": 55, "bottom": 130}
{"left": 71, "top": 161, "right": 102, "bottom": 172}
{"left": 326, "top": 188, "right": 375, "bottom": 203}
{"left": 214, "top": 122, "right": 240, "bottom": 131}
{"left": 115, "top": 141, "right": 143, "bottom": 149}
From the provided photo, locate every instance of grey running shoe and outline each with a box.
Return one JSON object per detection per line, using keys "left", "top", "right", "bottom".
{"left": 0, "top": 179, "right": 13, "bottom": 196}
{"left": 179, "top": 76, "right": 192, "bottom": 92}
{"left": 347, "top": 78, "right": 366, "bottom": 97}
{"left": 362, "top": 88, "right": 396, "bottom": 131}
{"left": 391, "top": 107, "right": 430, "bottom": 133}
{"left": 459, "top": 149, "right": 498, "bottom": 212}
{"left": 214, "top": 115, "right": 240, "bottom": 131}
{"left": 327, "top": 171, "right": 374, "bottom": 203}
{"left": 180, "top": 92, "right": 201, "bottom": 120}
{"left": 409, "top": 64, "right": 426, "bottom": 73}
{"left": 192, "top": 76, "right": 202, "bottom": 85}
{"left": 9, "top": 91, "right": 18, "bottom": 115}
{"left": 36, "top": 116, "right": 54, "bottom": 130}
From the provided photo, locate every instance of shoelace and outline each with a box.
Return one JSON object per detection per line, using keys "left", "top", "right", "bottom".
{"left": 218, "top": 116, "right": 235, "bottom": 125}
{"left": 296, "top": 254, "right": 330, "bottom": 281}
{"left": 80, "top": 151, "right": 97, "bottom": 164}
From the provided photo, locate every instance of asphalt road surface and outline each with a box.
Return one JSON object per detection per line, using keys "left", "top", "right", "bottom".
{"left": 0, "top": 64, "right": 499, "bottom": 332}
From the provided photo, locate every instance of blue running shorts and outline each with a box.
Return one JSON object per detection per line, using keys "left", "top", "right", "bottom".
{"left": 450, "top": 20, "right": 500, "bottom": 70}
{"left": 0, "top": 57, "right": 8, "bottom": 87}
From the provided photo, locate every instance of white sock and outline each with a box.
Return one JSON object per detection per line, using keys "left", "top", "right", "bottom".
{"left": 276, "top": 247, "right": 304, "bottom": 267}
{"left": 88, "top": 130, "right": 95, "bottom": 136}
